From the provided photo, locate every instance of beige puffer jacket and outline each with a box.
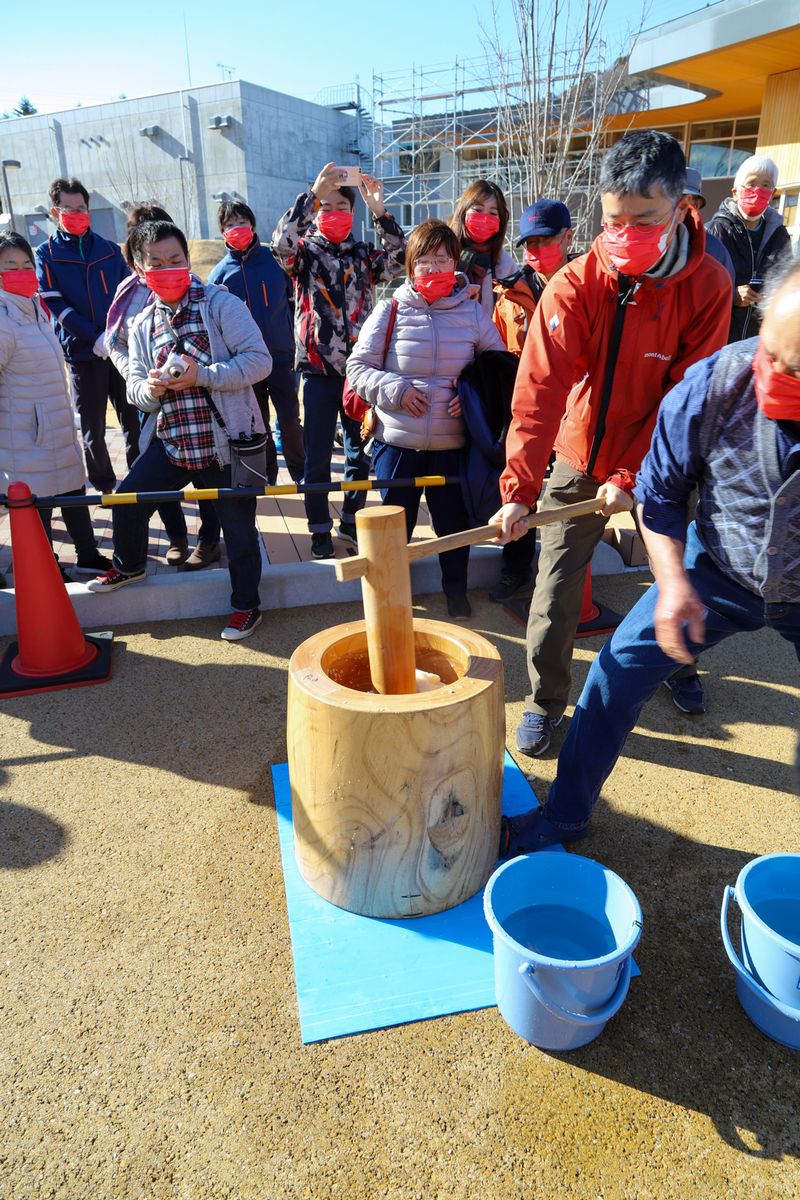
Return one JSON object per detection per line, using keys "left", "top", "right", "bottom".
{"left": 0, "top": 291, "right": 85, "bottom": 494}
{"left": 345, "top": 278, "right": 505, "bottom": 451}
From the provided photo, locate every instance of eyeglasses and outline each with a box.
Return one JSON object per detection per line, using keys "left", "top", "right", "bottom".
{"left": 414, "top": 256, "right": 455, "bottom": 272}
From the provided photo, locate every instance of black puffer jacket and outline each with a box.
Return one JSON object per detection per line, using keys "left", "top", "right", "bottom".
{"left": 706, "top": 197, "right": 792, "bottom": 343}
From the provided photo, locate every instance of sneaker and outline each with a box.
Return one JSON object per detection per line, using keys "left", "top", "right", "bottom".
{"left": 489, "top": 568, "right": 534, "bottom": 603}
{"left": 73, "top": 549, "right": 114, "bottom": 574}
{"left": 86, "top": 566, "right": 146, "bottom": 592}
{"left": 165, "top": 539, "right": 190, "bottom": 566}
{"left": 311, "top": 532, "right": 335, "bottom": 560}
{"left": 177, "top": 542, "right": 221, "bottom": 572}
{"left": 663, "top": 672, "right": 707, "bottom": 715}
{"left": 446, "top": 593, "right": 472, "bottom": 621}
{"left": 221, "top": 608, "right": 262, "bottom": 641}
{"left": 499, "top": 809, "right": 588, "bottom": 857}
{"left": 58, "top": 564, "right": 72, "bottom": 584}
{"left": 337, "top": 521, "right": 358, "bottom": 547}
{"left": 515, "top": 711, "right": 563, "bottom": 757}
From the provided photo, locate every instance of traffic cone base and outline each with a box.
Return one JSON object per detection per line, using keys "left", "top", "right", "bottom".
{"left": 575, "top": 602, "right": 622, "bottom": 639}
{"left": 0, "top": 631, "right": 113, "bottom": 699}
{"left": 576, "top": 565, "right": 621, "bottom": 638}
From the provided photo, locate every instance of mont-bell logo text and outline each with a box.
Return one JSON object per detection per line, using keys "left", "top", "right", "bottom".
{"left": 644, "top": 351, "right": 672, "bottom": 361}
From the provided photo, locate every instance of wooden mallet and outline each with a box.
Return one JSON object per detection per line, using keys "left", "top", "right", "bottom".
{"left": 338, "top": 498, "right": 605, "bottom": 697}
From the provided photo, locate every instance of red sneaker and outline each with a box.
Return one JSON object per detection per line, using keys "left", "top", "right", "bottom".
{"left": 220, "top": 608, "right": 262, "bottom": 641}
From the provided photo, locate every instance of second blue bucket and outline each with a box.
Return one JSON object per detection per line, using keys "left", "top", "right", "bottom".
{"left": 484, "top": 851, "right": 642, "bottom": 1052}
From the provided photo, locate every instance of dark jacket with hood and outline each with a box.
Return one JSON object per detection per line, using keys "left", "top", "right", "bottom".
{"left": 208, "top": 236, "right": 294, "bottom": 363}
{"left": 706, "top": 197, "right": 791, "bottom": 343}
{"left": 456, "top": 350, "right": 519, "bottom": 524}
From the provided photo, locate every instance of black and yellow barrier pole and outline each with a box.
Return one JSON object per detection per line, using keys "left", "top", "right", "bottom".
{"left": 1, "top": 475, "right": 460, "bottom": 511}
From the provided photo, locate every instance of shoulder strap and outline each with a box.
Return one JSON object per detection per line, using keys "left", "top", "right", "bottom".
{"left": 381, "top": 298, "right": 398, "bottom": 365}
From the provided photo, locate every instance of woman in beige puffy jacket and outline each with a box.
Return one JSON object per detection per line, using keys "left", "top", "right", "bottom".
{"left": 0, "top": 233, "right": 109, "bottom": 584}
{"left": 346, "top": 219, "right": 505, "bottom": 620}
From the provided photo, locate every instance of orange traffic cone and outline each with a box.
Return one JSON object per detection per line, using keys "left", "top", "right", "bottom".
{"left": 575, "top": 565, "right": 622, "bottom": 639}
{"left": 0, "top": 481, "right": 113, "bottom": 697}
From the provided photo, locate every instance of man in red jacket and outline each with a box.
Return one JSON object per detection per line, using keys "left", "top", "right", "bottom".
{"left": 493, "top": 130, "right": 732, "bottom": 756}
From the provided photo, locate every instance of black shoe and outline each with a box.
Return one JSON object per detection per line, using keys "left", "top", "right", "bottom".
{"left": 74, "top": 549, "right": 114, "bottom": 573}
{"left": 58, "top": 565, "right": 72, "bottom": 584}
{"left": 337, "top": 521, "right": 358, "bottom": 547}
{"left": 663, "top": 673, "right": 707, "bottom": 714}
{"left": 489, "top": 568, "right": 534, "bottom": 603}
{"left": 311, "top": 532, "right": 335, "bottom": 560}
{"left": 446, "top": 593, "right": 472, "bottom": 621}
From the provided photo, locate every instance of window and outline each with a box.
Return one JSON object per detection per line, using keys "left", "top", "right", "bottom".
{"left": 688, "top": 117, "right": 760, "bottom": 178}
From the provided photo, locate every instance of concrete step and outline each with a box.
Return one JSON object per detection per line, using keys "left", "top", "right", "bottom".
{"left": 0, "top": 540, "right": 625, "bottom": 636}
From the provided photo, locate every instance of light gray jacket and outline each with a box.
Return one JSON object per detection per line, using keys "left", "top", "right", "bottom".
{"left": 128, "top": 283, "right": 270, "bottom": 465}
{"left": 345, "top": 278, "right": 505, "bottom": 451}
{"left": 0, "top": 291, "right": 85, "bottom": 494}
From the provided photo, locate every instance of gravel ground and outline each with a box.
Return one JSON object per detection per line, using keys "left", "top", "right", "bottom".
{"left": 1, "top": 573, "right": 798, "bottom": 1200}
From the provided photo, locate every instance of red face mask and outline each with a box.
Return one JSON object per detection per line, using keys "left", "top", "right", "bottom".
{"left": 464, "top": 211, "right": 500, "bottom": 244}
{"left": 60, "top": 210, "right": 90, "bottom": 236}
{"left": 316, "top": 210, "right": 354, "bottom": 243}
{"left": 524, "top": 242, "right": 564, "bottom": 274}
{"left": 601, "top": 210, "right": 676, "bottom": 276}
{"left": 753, "top": 344, "right": 800, "bottom": 422}
{"left": 144, "top": 267, "right": 191, "bottom": 303}
{"left": 414, "top": 270, "right": 456, "bottom": 303}
{"left": 223, "top": 224, "right": 254, "bottom": 251}
{"left": 1, "top": 269, "right": 38, "bottom": 298}
{"left": 738, "top": 186, "right": 773, "bottom": 219}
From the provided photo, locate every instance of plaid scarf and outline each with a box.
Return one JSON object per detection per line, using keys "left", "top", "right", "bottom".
{"left": 151, "top": 279, "right": 215, "bottom": 470}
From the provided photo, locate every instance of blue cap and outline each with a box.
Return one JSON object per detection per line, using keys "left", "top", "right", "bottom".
{"left": 516, "top": 199, "right": 572, "bottom": 245}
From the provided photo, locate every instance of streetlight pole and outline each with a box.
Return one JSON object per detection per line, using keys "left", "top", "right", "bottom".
{"left": 2, "top": 159, "right": 21, "bottom": 235}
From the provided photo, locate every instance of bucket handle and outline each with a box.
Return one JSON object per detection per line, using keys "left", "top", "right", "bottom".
{"left": 720, "top": 886, "right": 800, "bottom": 1022}
{"left": 518, "top": 956, "right": 632, "bottom": 1028}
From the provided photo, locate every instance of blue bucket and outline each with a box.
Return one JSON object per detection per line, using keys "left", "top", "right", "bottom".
{"left": 721, "top": 885, "right": 800, "bottom": 1051}
{"left": 483, "top": 852, "right": 642, "bottom": 1051}
{"left": 730, "top": 854, "right": 800, "bottom": 1006}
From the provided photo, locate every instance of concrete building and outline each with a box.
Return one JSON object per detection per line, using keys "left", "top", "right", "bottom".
{"left": 0, "top": 80, "right": 370, "bottom": 246}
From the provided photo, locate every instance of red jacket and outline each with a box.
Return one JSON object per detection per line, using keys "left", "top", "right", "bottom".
{"left": 500, "top": 209, "right": 731, "bottom": 507}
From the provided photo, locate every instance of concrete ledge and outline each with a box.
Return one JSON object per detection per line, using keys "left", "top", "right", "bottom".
{"left": 0, "top": 540, "right": 625, "bottom": 636}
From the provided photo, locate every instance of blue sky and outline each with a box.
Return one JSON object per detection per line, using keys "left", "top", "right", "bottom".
{"left": 0, "top": 0, "right": 703, "bottom": 117}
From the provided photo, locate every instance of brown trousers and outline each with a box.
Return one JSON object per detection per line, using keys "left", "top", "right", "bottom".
{"left": 524, "top": 460, "right": 609, "bottom": 717}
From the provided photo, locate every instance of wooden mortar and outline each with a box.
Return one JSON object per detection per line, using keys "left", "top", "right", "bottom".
{"left": 287, "top": 616, "right": 504, "bottom": 918}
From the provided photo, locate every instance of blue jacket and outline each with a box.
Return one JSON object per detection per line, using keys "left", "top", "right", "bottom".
{"left": 207, "top": 237, "right": 294, "bottom": 362}
{"left": 634, "top": 339, "right": 800, "bottom": 603}
{"left": 35, "top": 228, "right": 129, "bottom": 362}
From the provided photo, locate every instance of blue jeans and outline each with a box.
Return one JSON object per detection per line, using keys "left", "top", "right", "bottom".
{"left": 545, "top": 523, "right": 800, "bottom": 831}
{"left": 111, "top": 438, "right": 262, "bottom": 612}
{"left": 302, "top": 373, "right": 368, "bottom": 532}
{"left": 371, "top": 441, "right": 470, "bottom": 597}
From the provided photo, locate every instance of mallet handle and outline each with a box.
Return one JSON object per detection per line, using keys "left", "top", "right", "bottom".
{"left": 334, "top": 497, "right": 606, "bottom": 583}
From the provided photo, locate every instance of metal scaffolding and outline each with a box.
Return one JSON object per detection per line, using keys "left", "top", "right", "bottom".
{"left": 367, "top": 51, "right": 635, "bottom": 245}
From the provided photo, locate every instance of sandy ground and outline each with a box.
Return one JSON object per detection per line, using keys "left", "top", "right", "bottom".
{"left": 1, "top": 572, "right": 799, "bottom": 1200}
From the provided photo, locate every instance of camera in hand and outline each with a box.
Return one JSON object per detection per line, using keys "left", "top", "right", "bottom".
{"left": 749, "top": 277, "right": 765, "bottom": 292}
{"left": 161, "top": 351, "right": 187, "bottom": 381}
